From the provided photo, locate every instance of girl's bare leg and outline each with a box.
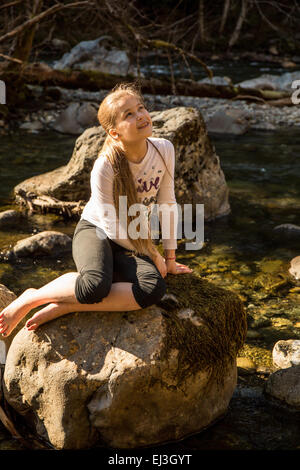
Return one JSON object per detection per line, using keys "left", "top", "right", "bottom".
{"left": 0, "top": 273, "right": 140, "bottom": 337}
{"left": 26, "top": 282, "right": 141, "bottom": 331}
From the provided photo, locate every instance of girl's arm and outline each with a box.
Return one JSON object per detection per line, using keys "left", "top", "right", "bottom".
{"left": 156, "top": 140, "right": 178, "bottom": 257}
{"left": 89, "top": 157, "right": 137, "bottom": 252}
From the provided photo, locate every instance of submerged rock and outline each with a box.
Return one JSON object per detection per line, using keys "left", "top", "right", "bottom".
{"left": 273, "top": 340, "right": 300, "bottom": 369}
{"left": 273, "top": 224, "right": 300, "bottom": 242}
{"left": 14, "top": 107, "right": 231, "bottom": 221}
{"left": 5, "top": 231, "right": 72, "bottom": 260}
{"left": 3, "top": 276, "right": 247, "bottom": 449}
{"left": 0, "top": 210, "right": 23, "bottom": 229}
{"left": 51, "top": 102, "right": 98, "bottom": 135}
{"left": 265, "top": 365, "right": 300, "bottom": 410}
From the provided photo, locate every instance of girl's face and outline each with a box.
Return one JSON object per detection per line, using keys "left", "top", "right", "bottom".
{"left": 110, "top": 94, "right": 152, "bottom": 144}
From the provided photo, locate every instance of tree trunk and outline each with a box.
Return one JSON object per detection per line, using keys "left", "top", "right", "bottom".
{"left": 12, "top": 0, "right": 43, "bottom": 64}
{"left": 228, "top": 0, "right": 248, "bottom": 48}
{"left": 198, "top": 0, "right": 205, "bottom": 43}
{"left": 0, "top": 61, "right": 290, "bottom": 104}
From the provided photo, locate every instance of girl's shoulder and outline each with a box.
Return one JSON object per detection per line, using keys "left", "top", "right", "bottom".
{"left": 92, "top": 153, "right": 114, "bottom": 176}
{"left": 148, "top": 137, "right": 174, "bottom": 158}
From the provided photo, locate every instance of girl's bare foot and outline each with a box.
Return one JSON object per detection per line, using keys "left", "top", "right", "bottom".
{"left": 0, "top": 288, "right": 37, "bottom": 337}
{"left": 26, "top": 302, "right": 72, "bottom": 331}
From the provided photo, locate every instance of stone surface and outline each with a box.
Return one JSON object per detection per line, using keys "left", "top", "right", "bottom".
{"left": 198, "top": 76, "right": 233, "bottom": 86}
{"left": 273, "top": 224, "right": 300, "bottom": 242}
{"left": 265, "top": 365, "right": 300, "bottom": 409}
{"left": 5, "top": 231, "right": 72, "bottom": 260}
{"left": 237, "top": 357, "right": 256, "bottom": 375}
{"left": 289, "top": 256, "right": 300, "bottom": 281}
{"left": 14, "top": 107, "right": 231, "bottom": 221}
{"left": 272, "top": 340, "right": 300, "bottom": 369}
{"left": 0, "top": 210, "right": 23, "bottom": 229}
{"left": 0, "top": 284, "right": 17, "bottom": 365}
{"left": 53, "top": 37, "right": 136, "bottom": 77}
{"left": 206, "top": 108, "right": 250, "bottom": 135}
{"left": 51, "top": 102, "right": 98, "bottom": 135}
{"left": 236, "top": 71, "right": 300, "bottom": 92}
{"left": 3, "top": 276, "right": 247, "bottom": 450}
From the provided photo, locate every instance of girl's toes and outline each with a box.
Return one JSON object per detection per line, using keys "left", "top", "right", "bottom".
{"left": 26, "top": 323, "right": 38, "bottom": 331}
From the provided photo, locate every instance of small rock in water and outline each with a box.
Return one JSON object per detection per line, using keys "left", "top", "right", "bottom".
{"left": 237, "top": 357, "right": 256, "bottom": 375}
{"left": 5, "top": 231, "right": 72, "bottom": 260}
{"left": 272, "top": 339, "right": 300, "bottom": 369}
{"left": 0, "top": 210, "right": 23, "bottom": 229}
{"left": 265, "top": 365, "right": 300, "bottom": 410}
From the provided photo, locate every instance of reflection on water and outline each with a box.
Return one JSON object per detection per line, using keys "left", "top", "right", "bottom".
{"left": 0, "top": 128, "right": 300, "bottom": 450}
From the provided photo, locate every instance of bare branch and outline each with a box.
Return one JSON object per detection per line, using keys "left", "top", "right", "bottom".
{"left": 0, "top": 52, "right": 23, "bottom": 63}
{"left": 0, "top": 0, "right": 23, "bottom": 10}
{"left": 0, "top": 1, "right": 90, "bottom": 45}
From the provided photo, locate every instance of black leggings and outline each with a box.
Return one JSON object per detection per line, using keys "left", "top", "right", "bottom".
{"left": 72, "top": 219, "right": 166, "bottom": 308}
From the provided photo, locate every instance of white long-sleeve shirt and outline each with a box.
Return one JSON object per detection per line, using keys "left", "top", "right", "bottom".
{"left": 81, "top": 137, "right": 178, "bottom": 251}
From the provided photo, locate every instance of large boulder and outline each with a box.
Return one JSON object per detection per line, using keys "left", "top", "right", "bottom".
{"left": 0, "top": 284, "right": 17, "bottom": 366}
{"left": 14, "top": 107, "right": 230, "bottom": 221}
{"left": 3, "top": 275, "right": 246, "bottom": 449}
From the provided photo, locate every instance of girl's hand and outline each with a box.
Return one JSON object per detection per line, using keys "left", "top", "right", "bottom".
{"left": 165, "top": 259, "right": 193, "bottom": 275}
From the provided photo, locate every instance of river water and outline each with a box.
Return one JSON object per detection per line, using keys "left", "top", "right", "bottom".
{"left": 1, "top": 57, "right": 300, "bottom": 449}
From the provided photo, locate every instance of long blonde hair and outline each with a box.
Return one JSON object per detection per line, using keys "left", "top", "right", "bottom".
{"left": 97, "top": 82, "right": 172, "bottom": 257}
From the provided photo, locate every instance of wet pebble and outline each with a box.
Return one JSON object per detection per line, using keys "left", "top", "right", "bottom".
{"left": 237, "top": 357, "right": 257, "bottom": 375}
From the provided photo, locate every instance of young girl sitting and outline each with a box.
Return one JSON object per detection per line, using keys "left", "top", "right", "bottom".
{"left": 0, "top": 82, "right": 192, "bottom": 337}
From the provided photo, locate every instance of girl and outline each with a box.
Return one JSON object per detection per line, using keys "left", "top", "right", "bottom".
{"left": 0, "top": 83, "right": 192, "bottom": 337}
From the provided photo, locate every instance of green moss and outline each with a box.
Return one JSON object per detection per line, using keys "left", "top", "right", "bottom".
{"left": 160, "top": 274, "right": 247, "bottom": 386}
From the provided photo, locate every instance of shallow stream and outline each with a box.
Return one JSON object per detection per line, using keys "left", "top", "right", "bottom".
{"left": 0, "top": 125, "right": 300, "bottom": 450}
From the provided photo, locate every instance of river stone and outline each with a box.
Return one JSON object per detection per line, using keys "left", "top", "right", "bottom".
{"left": 14, "top": 107, "right": 231, "bottom": 221}
{"left": 0, "top": 284, "right": 17, "bottom": 366}
{"left": 289, "top": 256, "right": 300, "bottom": 281}
{"left": 0, "top": 210, "right": 23, "bottom": 229}
{"left": 53, "top": 36, "right": 136, "bottom": 77}
{"left": 273, "top": 224, "right": 300, "bottom": 242}
{"left": 51, "top": 102, "right": 98, "bottom": 135}
{"left": 236, "top": 71, "right": 300, "bottom": 92}
{"left": 237, "top": 357, "right": 256, "bottom": 375}
{"left": 3, "top": 276, "right": 247, "bottom": 449}
{"left": 264, "top": 365, "right": 300, "bottom": 410}
{"left": 206, "top": 108, "right": 250, "bottom": 135}
{"left": 5, "top": 231, "right": 72, "bottom": 260}
{"left": 273, "top": 340, "right": 300, "bottom": 369}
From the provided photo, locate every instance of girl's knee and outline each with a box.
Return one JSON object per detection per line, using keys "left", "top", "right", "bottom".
{"left": 75, "top": 271, "right": 111, "bottom": 304}
{"left": 133, "top": 275, "right": 166, "bottom": 309}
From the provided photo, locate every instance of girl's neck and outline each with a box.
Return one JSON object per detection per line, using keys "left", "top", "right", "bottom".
{"left": 121, "top": 138, "right": 149, "bottom": 164}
